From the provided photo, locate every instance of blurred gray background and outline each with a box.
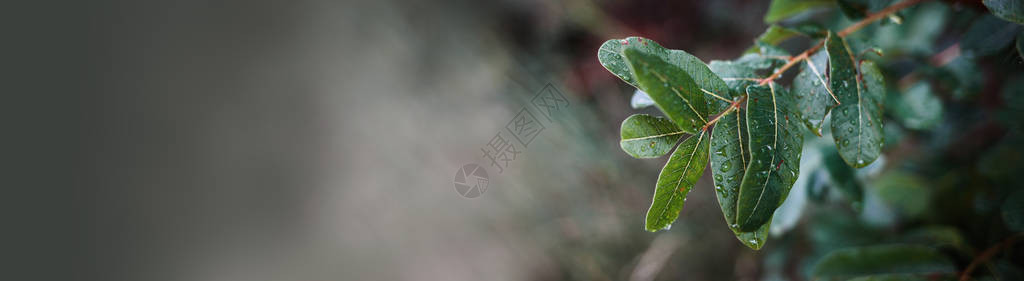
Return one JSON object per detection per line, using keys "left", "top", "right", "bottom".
{"left": 12, "top": 0, "right": 792, "bottom": 280}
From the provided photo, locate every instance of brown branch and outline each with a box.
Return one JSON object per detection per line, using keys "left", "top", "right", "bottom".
{"left": 959, "top": 233, "right": 1023, "bottom": 281}
{"left": 700, "top": 0, "right": 926, "bottom": 131}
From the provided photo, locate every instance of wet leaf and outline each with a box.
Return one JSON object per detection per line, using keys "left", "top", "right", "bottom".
{"left": 620, "top": 114, "right": 685, "bottom": 158}
{"left": 984, "top": 0, "right": 1024, "bottom": 24}
{"left": 770, "top": 139, "right": 825, "bottom": 236}
{"left": 599, "top": 37, "right": 732, "bottom": 114}
{"left": 735, "top": 84, "right": 804, "bottom": 231}
{"left": 710, "top": 109, "right": 770, "bottom": 249}
{"left": 621, "top": 47, "right": 709, "bottom": 133}
{"left": 764, "top": 0, "right": 835, "bottom": 23}
{"left": 793, "top": 51, "right": 837, "bottom": 136}
{"left": 827, "top": 31, "right": 884, "bottom": 168}
{"left": 961, "top": 15, "right": 1021, "bottom": 58}
{"left": 645, "top": 131, "right": 710, "bottom": 231}
{"left": 812, "top": 244, "right": 956, "bottom": 280}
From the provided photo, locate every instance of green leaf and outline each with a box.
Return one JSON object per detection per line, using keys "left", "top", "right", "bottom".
{"left": 621, "top": 47, "right": 709, "bottom": 133}
{"left": 735, "top": 83, "right": 804, "bottom": 231}
{"left": 827, "top": 32, "right": 884, "bottom": 168}
{"left": 710, "top": 109, "right": 771, "bottom": 249}
{"left": 961, "top": 15, "right": 1021, "bottom": 58}
{"left": 1003, "top": 189, "right": 1024, "bottom": 232}
{"left": 811, "top": 244, "right": 956, "bottom": 280}
{"left": 891, "top": 82, "right": 943, "bottom": 130}
{"left": 984, "top": 0, "right": 1024, "bottom": 24}
{"left": 874, "top": 171, "right": 931, "bottom": 219}
{"left": 645, "top": 131, "right": 710, "bottom": 231}
{"left": 838, "top": 0, "right": 869, "bottom": 19}
{"left": 630, "top": 89, "right": 655, "bottom": 109}
{"left": 793, "top": 51, "right": 837, "bottom": 136}
{"left": 824, "top": 148, "right": 865, "bottom": 205}
{"left": 620, "top": 114, "right": 685, "bottom": 158}
{"left": 598, "top": 37, "right": 732, "bottom": 114}
{"left": 897, "top": 226, "right": 968, "bottom": 253}
{"left": 745, "top": 25, "right": 802, "bottom": 54}
{"left": 764, "top": 0, "right": 835, "bottom": 23}
{"left": 770, "top": 140, "right": 825, "bottom": 236}
{"left": 1017, "top": 31, "right": 1024, "bottom": 61}
{"left": 708, "top": 54, "right": 785, "bottom": 98}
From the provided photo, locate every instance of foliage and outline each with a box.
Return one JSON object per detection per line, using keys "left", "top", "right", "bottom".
{"left": 598, "top": 0, "right": 1024, "bottom": 279}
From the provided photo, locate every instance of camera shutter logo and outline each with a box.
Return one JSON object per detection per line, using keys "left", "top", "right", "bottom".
{"left": 454, "top": 163, "right": 489, "bottom": 198}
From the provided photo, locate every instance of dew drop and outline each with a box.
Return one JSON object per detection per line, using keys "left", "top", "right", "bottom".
{"left": 650, "top": 141, "right": 656, "bottom": 148}
{"left": 721, "top": 162, "right": 732, "bottom": 172}
{"left": 749, "top": 239, "right": 759, "bottom": 245}
{"left": 731, "top": 223, "right": 739, "bottom": 229}
{"left": 847, "top": 127, "right": 854, "bottom": 133}
{"left": 842, "top": 139, "right": 851, "bottom": 147}
{"left": 714, "top": 174, "right": 723, "bottom": 181}
{"left": 857, "top": 159, "right": 865, "bottom": 165}
{"left": 715, "top": 147, "right": 726, "bottom": 156}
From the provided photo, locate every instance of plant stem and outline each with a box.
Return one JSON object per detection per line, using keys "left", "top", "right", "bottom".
{"left": 959, "top": 233, "right": 1023, "bottom": 281}
{"left": 700, "top": 0, "right": 926, "bottom": 132}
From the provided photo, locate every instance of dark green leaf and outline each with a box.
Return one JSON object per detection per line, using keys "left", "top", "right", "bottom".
{"left": 599, "top": 37, "right": 732, "bottom": 114}
{"left": 735, "top": 83, "right": 804, "bottom": 231}
{"left": 1018, "top": 31, "right": 1024, "bottom": 60}
{"left": 710, "top": 109, "right": 770, "bottom": 249}
{"left": 984, "top": 0, "right": 1024, "bottom": 24}
{"left": 827, "top": 32, "right": 884, "bottom": 168}
{"left": 943, "top": 56, "right": 982, "bottom": 100}
{"left": 897, "top": 226, "right": 968, "bottom": 252}
{"left": 622, "top": 47, "right": 709, "bottom": 133}
{"left": 891, "top": 82, "right": 943, "bottom": 130}
{"left": 961, "top": 15, "right": 1021, "bottom": 58}
{"left": 812, "top": 244, "right": 956, "bottom": 280}
{"left": 764, "top": 0, "right": 835, "bottom": 23}
{"left": 824, "top": 148, "right": 864, "bottom": 204}
{"left": 745, "top": 25, "right": 802, "bottom": 54}
{"left": 770, "top": 140, "right": 825, "bottom": 236}
{"left": 838, "top": 0, "right": 869, "bottom": 19}
{"left": 1003, "top": 189, "right": 1024, "bottom": 232}
{"left": 874, "top": 171, "right": 931, "bottom": 219}
{"left": 645, "top": 131, "right": 710, "bottom": 231}
{"left": 709, "top": 54, "right": 786, "bottom": 100}
{"left": 620, "top": 114, "right": 685, "bottom": 158}
{"left": 793, "top": 51, "right": 837, "bottom": 136}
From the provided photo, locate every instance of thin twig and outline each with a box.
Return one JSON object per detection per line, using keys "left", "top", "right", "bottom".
{"left": 959, "top": 233, "right": 1023, "bottom": 281}
{"left": 700, "top": 0, "right": 925, "bottom": 131}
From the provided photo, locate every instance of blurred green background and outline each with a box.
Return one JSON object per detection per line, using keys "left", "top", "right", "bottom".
{"left": 14, "top": 0, "right": 1019, "bottom": 280}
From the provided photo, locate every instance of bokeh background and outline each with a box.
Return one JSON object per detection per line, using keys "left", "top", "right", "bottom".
{"left": 13, "top": 0, "right": 1013, "bottom": 280}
